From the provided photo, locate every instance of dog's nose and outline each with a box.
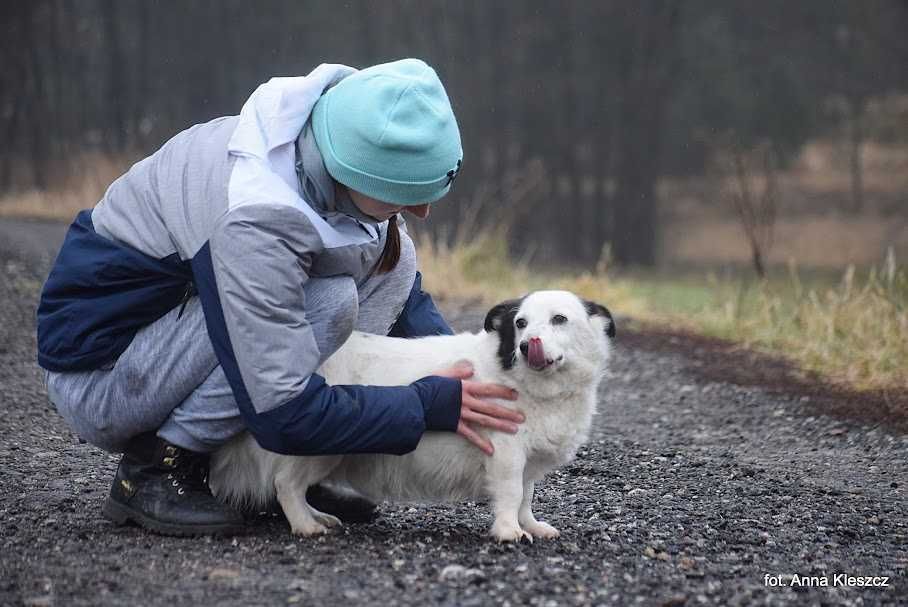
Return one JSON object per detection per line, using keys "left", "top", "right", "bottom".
{"left": 520, "top": 336, "right": 543, "bottom": 357}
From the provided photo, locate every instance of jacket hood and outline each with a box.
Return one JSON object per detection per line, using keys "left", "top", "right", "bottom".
{"left": 228, "top": 64, "right": 356, "bottom": 162}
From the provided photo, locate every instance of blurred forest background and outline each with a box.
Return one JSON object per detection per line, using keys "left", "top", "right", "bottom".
{"left": 2, "top": 0, "right": 907, "bottom": 271}
{"left": 1, "top": 0, "right": 907, "bottom": 391}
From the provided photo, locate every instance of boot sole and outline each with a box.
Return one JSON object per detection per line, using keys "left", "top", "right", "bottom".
{"left": 104, "top": 498, "right": 246, "bottom": 537}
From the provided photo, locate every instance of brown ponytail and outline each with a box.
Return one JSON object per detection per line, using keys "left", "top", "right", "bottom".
{"left": 376, "top": 215, "right": 401, "bottom": 274}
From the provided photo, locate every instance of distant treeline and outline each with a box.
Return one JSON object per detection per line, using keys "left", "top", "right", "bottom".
{"left": 2, "top": 0, "right": 907, "bottom": 265}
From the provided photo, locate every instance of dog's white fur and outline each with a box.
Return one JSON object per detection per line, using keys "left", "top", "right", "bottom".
{"left": 210, "top": 290, "right": 613, "bottom": 542}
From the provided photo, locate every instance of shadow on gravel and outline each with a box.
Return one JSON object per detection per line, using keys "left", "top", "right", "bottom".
{"left": 622, "top": 324, "right": 908, "bottom": 435}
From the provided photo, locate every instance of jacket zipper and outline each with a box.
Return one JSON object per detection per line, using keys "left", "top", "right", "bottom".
{"left": 176, "top": 282, "right": 197, "bottom": 320}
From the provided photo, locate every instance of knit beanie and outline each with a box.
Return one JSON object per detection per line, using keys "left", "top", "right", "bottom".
{"left": 311, "top": 58, "right": 463, "bottom": 205}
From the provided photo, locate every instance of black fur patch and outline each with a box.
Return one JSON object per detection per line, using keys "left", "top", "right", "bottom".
{"left": 484, "top": 297, "right": 525, "bottom": 370}
{"left": 584, "top": 300, "right": 617, "bottom": 338}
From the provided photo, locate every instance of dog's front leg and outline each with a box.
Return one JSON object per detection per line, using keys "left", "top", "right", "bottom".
{"left": 518, "top": 481, "right": 560, "bottom": 539}
{"left": 486, "top": 445, "right": 531, "bottom": 542}
{"left": 274, "top": 455, "right": 343, "bottom": 537}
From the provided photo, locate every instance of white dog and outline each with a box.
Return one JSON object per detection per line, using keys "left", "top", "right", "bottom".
{"left": 210, "top": 290, "right": 615, "bottom": 542}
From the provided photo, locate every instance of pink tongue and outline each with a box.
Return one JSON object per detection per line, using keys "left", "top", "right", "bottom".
{"left": 527, "top": 338, "right": 547, "bottom": 370}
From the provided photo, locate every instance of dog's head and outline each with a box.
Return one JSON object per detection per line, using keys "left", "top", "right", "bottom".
{"left": 484, "top": 290, "right": 615, "bottom": 381}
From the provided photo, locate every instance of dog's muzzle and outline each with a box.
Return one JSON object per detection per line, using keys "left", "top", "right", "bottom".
{"left": 520, "top": 337, "right": 555, "bottom": 371}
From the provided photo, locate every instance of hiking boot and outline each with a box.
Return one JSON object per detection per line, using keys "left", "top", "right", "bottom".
{"left": 103, "top": 432, "right": 246, "bottom": 536}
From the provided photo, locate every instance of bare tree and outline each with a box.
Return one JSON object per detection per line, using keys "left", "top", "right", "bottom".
{"left": 714, "top": 135, "right": 779, "bottom": 279}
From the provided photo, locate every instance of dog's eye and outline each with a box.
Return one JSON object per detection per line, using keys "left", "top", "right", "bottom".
{"left": 515, "top": 318, "right": 527, "bottom": 329}
{"left": 551, "top": 314, "right": 567, "bottom": 325}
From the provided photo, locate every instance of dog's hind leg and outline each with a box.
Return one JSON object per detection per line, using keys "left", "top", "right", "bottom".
{"left": 518, "top": 480, "right": 560, "bottom": 539}
{"left": 274, "top": 456, "right": 343, "bottom": 536}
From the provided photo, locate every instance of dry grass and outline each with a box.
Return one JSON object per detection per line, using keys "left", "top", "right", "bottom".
{"left": 415, "top": 228, "right": 650, "bottom": 318}
{"left": 0, "top": 153, "right": 134, "bottom": 220}
{"left": 681, "top": 253, "right": 908, "bottom": 391}
{"left": 417, "top": 231, "right": 908, "bottom": 392}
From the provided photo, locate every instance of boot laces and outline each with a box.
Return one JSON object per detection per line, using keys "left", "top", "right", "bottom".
{"left": 165, "top": 451, "right": 211, "bottom": 496}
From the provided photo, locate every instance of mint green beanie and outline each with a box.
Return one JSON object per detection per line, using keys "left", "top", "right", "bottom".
{"left": 311, "top": 58, "right": 463, "bottom": 205}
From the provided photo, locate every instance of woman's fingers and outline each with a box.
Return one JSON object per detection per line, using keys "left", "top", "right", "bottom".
{"left": 431, "top": 360, "right": 475, "bottom": 380}
{"left": 463, "top": 395, "right": 525, "bottom": 425}
{"left": 463, "top": 379, "right": 518, "bottom": 400}
{"left": 457, "top": 421, "right": 494, "bottom": 456}
{"left": 461, "top": 407, "right": 520, "bottom": 434}
{"left": 444, "top": 375, "right": 524, "bottom": 456}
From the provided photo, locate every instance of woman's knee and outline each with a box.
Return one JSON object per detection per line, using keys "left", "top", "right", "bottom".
{"left": 47, "top": 371, "right": 125, "bottom": 452}
{"left": 304, "top": 276, "right": 358, "bottom": 355}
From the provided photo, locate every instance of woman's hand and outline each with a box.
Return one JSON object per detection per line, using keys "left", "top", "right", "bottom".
{"left": 432, "top": 361, "right": 524, "bottom": 456}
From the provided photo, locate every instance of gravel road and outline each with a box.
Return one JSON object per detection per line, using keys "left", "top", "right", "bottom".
{"left": 1, "top": 217, "right": 905, "bottom": 606}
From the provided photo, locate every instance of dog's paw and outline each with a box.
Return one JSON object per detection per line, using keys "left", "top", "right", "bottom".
{"left": 490, "top": 522, "right": 533, "bottom": 543}
{"left": 290, "top": 520, "right": 330, "bottom": 536}
{"left": 523, "top": 520, "right": 560, "bottom": 539}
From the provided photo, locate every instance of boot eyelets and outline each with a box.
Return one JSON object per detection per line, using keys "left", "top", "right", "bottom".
{"left": 177, "top": 488, "right": 185, "bottom": 495}
{"left": 172, "top": 480, "right": 179, "bottom": 487}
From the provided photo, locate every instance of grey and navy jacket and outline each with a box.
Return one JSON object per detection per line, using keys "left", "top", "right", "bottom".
{"left": 36, "top": 64, "right": 461, "bottom": 456}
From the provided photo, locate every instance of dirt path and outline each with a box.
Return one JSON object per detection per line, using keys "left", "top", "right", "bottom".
{"left": 1, "top": 219, "right": 905, "bottom": 606}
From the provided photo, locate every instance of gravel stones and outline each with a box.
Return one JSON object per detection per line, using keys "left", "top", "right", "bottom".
{"left": 0, "top": 219, "right": 905, "bottom": 606}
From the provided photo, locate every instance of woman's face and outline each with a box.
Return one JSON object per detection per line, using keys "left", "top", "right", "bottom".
{"left": 346, "top": 187, "right": 430, "bottom": 221}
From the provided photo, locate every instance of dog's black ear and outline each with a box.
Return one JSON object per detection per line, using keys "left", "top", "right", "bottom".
{"left": 584, "top": 300, "right": 616, "bottom": 338}
{"left": 484, "top": 298, "right": 523, "bottom": 332}
{"left": 485, "top": 298, "right": 523, "bottom": 371}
